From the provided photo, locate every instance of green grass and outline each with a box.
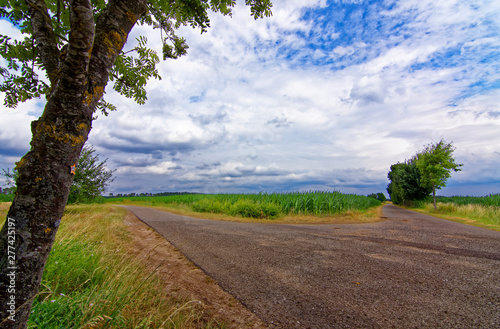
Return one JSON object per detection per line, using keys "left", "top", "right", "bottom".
{"left": 109, "top": 191, "right": 381, "bottom": 219}
{"left": 410, "top": 194, "right": 500, "bottom": 231}
{"left": 0, "top": 204, "right": 224, "bottom": 328}
{"left": 0, "top": 194, "right": 14, "bottom": 202}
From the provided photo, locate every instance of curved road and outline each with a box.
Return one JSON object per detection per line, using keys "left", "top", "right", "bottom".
{"left": 123, "top": 204, "right": 500, "bottom": 328}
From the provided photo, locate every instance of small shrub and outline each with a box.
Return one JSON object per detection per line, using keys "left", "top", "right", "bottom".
{"left": 192, "top": 198, "right": 230, "bottom": 214}
{"left": 230, "top": 200, "right": 262, "bottom": 218}
{"left": 260, "top": 202, "right": 281, "bottom": 219}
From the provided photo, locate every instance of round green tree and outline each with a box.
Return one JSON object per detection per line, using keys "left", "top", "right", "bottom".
{"left": 67, "top": 145, "right": 115, "bottom": 204}
{"left": 415, "top": 139, "right": 463, "bottom": 210}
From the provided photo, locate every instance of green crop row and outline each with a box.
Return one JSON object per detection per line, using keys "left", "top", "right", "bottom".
{"left": 436, "top": 194, "right": 500, "bottom": 207}
{"left": 109, "top": 191, "right": 381, "bottom": 219}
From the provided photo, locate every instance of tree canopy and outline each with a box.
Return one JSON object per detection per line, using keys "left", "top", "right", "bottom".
{"left": 387, "top": 140, "right": 462, "bottom": 208}
{"left": 387, "top": 160, "right": 432, "bottom": 206}
{"left": 67, "top": 145, "right": 115, "bottom": 203}
{"left": 415, "top": 139, "right": 463, "bottom": 209}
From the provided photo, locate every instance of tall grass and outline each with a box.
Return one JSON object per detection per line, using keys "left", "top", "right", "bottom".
{"left": 1, "top": 204, "right": 223, "bottom": 328}
{"left": 436, "top": 194, "right": 500, "bottom": 207}
{"left": 109, "top": 191, "right": 381, "bottom": 219}
{"left": 416, "top": 194, "right": 500, "bottom": 230}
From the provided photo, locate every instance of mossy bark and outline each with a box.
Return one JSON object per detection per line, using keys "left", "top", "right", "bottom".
{"left": 0, "top": 1, "right": 147, "bottom": 327}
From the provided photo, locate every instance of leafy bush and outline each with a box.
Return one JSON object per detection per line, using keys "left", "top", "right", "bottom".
{"left": 228, "top": 200, "right": 281, "bottom": 219}
{"left": 260, "top": 202, "right": 281, "bottom": 218}
{"left": 387, "top": 162, "right": 432, "bottom": 205}
{"left": 67, "top": 146, "right": 115, "bottom": 204}
{"left": 192, "top": 198, "right": 231, "bottom": 214}
{"left": 229, "top": 200, "right": 263, "bottom": 218}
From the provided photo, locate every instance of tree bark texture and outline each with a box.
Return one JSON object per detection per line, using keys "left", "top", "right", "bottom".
{"left": 0, "top": 1, "right": 147, "bottom": 327}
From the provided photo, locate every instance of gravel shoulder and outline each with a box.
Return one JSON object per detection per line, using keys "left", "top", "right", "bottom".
{"left": 123, "top": 209, "right": 267, "bottom": 328}
{"left": 123, "top": 204, "right": 500, "bottom": 328}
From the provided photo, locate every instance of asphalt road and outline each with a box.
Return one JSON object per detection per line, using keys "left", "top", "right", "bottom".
{"left": 122, "top": 204, "right": 500, "bottom": 328}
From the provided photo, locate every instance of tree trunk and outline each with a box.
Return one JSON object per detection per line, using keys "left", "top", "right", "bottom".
{"left": 0, "top": 95, "right": 92, "bottom": 328}
{"left": 432, "top": 185, "right": 437, "bottom": 211}
{"left": 0, "top": 1, "right": 147, "bottom": 327}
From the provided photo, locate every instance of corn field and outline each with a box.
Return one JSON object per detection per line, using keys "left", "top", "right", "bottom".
{"left": 110, "top": 191, "right": 381, "bottom": 219}
{"left": 436, "top": 194, "right": 500, "bottom": 207}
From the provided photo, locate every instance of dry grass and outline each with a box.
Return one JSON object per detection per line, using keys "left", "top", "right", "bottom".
{"left": 413, "top": 202, "right": 500, "bottom": 231}
{"left": 0, "top": 202, "right": 10, "bottom": 219}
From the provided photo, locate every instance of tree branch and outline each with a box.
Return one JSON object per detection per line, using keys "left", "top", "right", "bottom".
{"left": 25, "top": 0, "right": 60, "bottom": 84}
{"left": 56, "top": 0, "right": 94, "bottom": 99}
{"left": 86, "top": 0, "right": 148, "bottom": 110}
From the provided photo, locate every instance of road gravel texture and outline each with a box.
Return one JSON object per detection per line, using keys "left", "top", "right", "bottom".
{"left": 123, "top": 205, "right": 500, "bottom": 328}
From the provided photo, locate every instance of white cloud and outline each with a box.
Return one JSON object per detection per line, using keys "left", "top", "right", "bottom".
{"left": 117, "top": 161, "right": 180, "bottom": 175}
{"left": 1, "top": 0, "right": 499, "bottom": 196}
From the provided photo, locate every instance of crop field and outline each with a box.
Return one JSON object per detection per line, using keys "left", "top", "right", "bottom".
{"left": 436, "top": 194, "right": 500, "bottom": 207}
{"left": 109, "top": 191, "right": 382, "bottom": 219}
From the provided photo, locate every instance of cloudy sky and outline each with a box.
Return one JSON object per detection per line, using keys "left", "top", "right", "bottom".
{"left": 1, "top": 0, "right": 499, "bottom": 196}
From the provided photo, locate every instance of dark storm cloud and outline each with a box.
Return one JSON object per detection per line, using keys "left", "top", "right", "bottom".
{"left": 0, "top": 145, "right": 28, "bottom": 158}
{"left": 99, "top": 134, "right": 201, "bottom": 156}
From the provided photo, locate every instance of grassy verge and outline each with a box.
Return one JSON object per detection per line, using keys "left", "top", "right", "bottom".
{"left": 409, "top": 201, "right": 500, "bottom": 232}
{"left": 0, "top": 194, "right": 14, "bottom": 202}
{"left": 108, "top": 192, "right": 382, "bottom": 223}
{"left": 0, "top": 203, "right": 224, "bottom": 328}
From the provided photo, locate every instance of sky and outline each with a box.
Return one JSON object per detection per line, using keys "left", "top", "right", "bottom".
{"left": 1, "top": 0, "right": 499, "bottom": 196}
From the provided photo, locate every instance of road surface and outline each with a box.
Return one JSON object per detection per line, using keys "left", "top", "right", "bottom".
{"left": 122, "top": 204, "right": 500, "bottom": 328}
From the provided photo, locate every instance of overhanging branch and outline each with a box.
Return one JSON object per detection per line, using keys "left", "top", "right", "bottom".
{"left": 25, "top": 0, "right": 60, "bottom": 84}
{"left": 87, "top": 0, "right": 148, "bottom": 110}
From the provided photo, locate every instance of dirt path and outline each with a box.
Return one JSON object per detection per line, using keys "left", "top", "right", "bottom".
{"left": 123, "top": 209, "right": 267, "bottom": 328}
{"left": 123, "top": 204, "right": 500, "bottom": 328}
